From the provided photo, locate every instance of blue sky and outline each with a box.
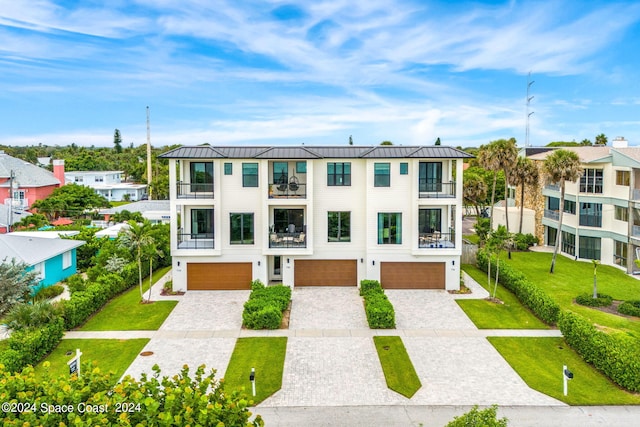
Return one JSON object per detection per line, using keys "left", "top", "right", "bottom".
{"left": 1, "top": 0, "right": 640, "bottom": 148}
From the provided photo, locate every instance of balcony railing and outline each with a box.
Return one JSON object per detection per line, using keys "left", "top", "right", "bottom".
{"left": 418, "top": 232, "right": 455, "bottom": 248}
{"left": 632, "top": 225, "right": 640, "bottom": 237}
{"left": 544, "top": 183, "right": 560, "bottom": 191}
{"left": 544, "top": 209, "right": 560, "bottom": 221}
{"left": 633, "top": 189, "right": 640, "bottom": 201}
{"left": 177, "top": 232, "right": 214, "bottom": 249}
{"left": 418, "top": 181, "right": 455, "bottom": 198}
{"left": 3, "top": 198, "right": 29, "bottom": 209}
{"left": 269, "top": 182, "right": 307, "bottom": 199}
{"left": 269, "top": 231, "right": 307, "bottom": 248}
{"left": 177, "top": 181, "right": 214, "bottom": 199}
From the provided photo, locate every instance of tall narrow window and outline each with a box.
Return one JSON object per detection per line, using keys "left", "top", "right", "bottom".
{"left": 400, "top": 162, "right": 408, "bottom": 175}
{"left": 418, "top": 209, "right": 441, "bottom": 234}
{"left": 191, "top": 209, "right": 214, "bottom": 238}
{"left": 614, "top": 240, "right": 627, "bottom": 267}
{"left": 419, "top": 162, "right": 443, "bottom": 192}
{"left": 616, "top": 170, "right": 630, "bottom": 186}
{"left": 273, "top": 162, "right": 288, "bottom": 185}
{"left": 374, "top": 163, "right": 390, "bottom": 187}
{"left": 328, "top": 211, "right": 351, "bottom": 242}
{"left": 579, "top": 236, "right": 601, "bottom": 260}
{"left": 579, "top": 202, "right": 602, "bottom": 227}
{"left": 327, "top": 162, "right": 351, "bottom": 186}
{"left": 190, "top": 162, "right": 213, "bottom": 192}
{"left": 242, "top": 163, "right": 258, "bottom": 187}
{"left": 230, "top": 213, "right": 254, "bottom": 244}
{"left": 378, "top": 213, "right": 402, "bottom": 244}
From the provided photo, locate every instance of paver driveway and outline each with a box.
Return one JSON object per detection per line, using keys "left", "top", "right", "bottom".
{"left": 159, "top": 290, "right": 250, "bottom": 331}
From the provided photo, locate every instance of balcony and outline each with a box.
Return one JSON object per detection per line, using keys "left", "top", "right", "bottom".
{"left": 545, "top": 183, "right": 560, "bottom": 191}
{"left": 268, "top": 181, "right": 307, "bottom": 199}
{"left": 544, "top": 209, "right": 560, "bottom": 221}
{"left": 633, "top": 189, "right": 640, "bottom": 201}
{"left": 418, "top": 181, "right": 455, "bottom": 198}
{"left": 3, "top": 198, "right": 29, "bottom": 209}
{"left": 632, "top": 225, "right": 640, "bottom": 237}
{"left": 269, "top": 231, "right": 307, "bottom": 248}
{"left": 176, "top": 181, "right": 214, "bottom": 199}
{"left": 418, "top": 232, "right": 455, "bottom": 248}
{"left": 177, "top": 231, "right": 214, "bottom": 249}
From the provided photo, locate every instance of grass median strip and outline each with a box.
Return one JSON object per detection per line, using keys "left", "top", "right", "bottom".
{"left": 373, "top": 336, "right": 421, "bottom": 398}
{"left": 223, "top": 337, "right": 287, "bottom": 404}
{"left": 489, "top": 337, "right": 640, "bottom": 405}
{"left": 34, "top": 338, "right": 150, "bottom": 383}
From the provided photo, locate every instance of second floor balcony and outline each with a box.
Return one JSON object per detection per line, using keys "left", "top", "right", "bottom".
{"left": 177, "top": 229, "right": 214, "bottom": 249}
{"left": 269, "top": 179, "right": 307, "bottom": 199}
{"left": 418, "top": 180, "right": 456, "bottom": 198}
{"left": 544, "top": 209, "right": 560, "bottom": 221}
{"left": 177, "top": 181, "right": 214, "bottom": 199}
{"left": 269, "top": 231, "right": 307, "bottom": 248}
{"left": 418, "top": 231, "right": 455, "bottom": 248}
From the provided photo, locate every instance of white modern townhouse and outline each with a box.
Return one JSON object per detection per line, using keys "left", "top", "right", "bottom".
{"left": 525, "top": 138, "right": 640, "bottom": 274}
{"left": 159, "top": 145, "right": 472, "bottom": 291}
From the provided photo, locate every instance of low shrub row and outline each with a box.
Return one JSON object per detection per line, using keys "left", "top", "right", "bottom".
{"left": 477, "top": 250, "right": 560, "bottom": 325}
{"left": 618, "top": 300, "right": 640, "bottom": 317}
{"left": 360, "top": 280, "right": 395, "bottom": 329}
{"left": 575, "top": 293, "right": 613, "bottom": 307}
{"left": 0, "top": 317, "right": 65, "bottom": 373}
{"left": 243, "top": 280, "right": 291, "bottom": 329}
{"left": 33, "top": 285, "right": 65, "bottom": 301}
{"left": 559, "top": 311, "right": 640, "bottom": 392}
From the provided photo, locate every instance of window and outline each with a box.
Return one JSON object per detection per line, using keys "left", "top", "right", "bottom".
{"left": 62, "top": 250, "right": 72, "bottom": 269}
{"left": 32, "top": 262, "right": 45, "bottom": 281}
{"left": 191, "top": 209, "right": 214, "bottom": 238}
{"left": 419, "top": 209, "right": 441, "bottom": 234}
{"left": 546, "top": 226, "right": 557, "bottom": 246}
{"left": 230, "top": 213, "right": 254, "bottom": 244}
{"left": 378, "top": 213, "right": 402, "bottom": 244}
{"left": 615, "top": 206, "right": 629, "bottom": 222}
{"left": 74, "top": 176, "right": 83, "bottom": 183}
{"left": 579, "top": 203, "right": 602, "bottom": 227}
{"left": 400, "top": 163, "right": 408, "bottom": 175}
{"left": 614, "top": 240, "right": 628, "bottom": 267}
{"left": 419, "top": 162, "right": 443, "bottom": 192}
{"left": 273, "top": 162, "right": 288, "bottom": 185}
{"left": 296, "top": 161, "right": 307, "bottom": 174}
{"left": 273, "top": 209, "right": 304, "bottom": 233}
{"left": 579, "top": 236, "right": 601, "bottom": 260}
{"left": 580, "top": 168, "right": 603, "bottom": 193}
{"left": 327, "top": 162, "right": 351, "bottom": 186}
{"left": 190, "top": 162, "right": 213, "bottom": 192}
{"left": 616, "top": 170, "right": 630, "bottom": 186}
{"left": 242, "top": 163, "right": 258, "bottom": 187}
{"left": 374, "top": 163, "right": 390, "bottom": 187}
{"left": 95, "top": 176, "right": 104, "bottom": 183}
{"left": 328, "top": 211, "right": 350, "bottom": 242}
{"left": 224, "top": 163, "right": 233, "bottom": 175}
{"left": 564, "top": 200, "right": 576, "bottom": 214}
{"left": 561, "top": 231, "right": 575, "bottom": 256}
{"left": 547, "top": 197, "right": 559, "bottom": 211}
{"left": 12, "top": 190, "right": 25, "bottom": 201}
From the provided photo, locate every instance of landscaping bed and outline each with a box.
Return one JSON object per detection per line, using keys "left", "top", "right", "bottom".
{"left": 360, "top": 280, "right": 395, "bottom": 329}
{"left": 242, "top": 280, "right": 291, "bottom": 330}
{"left": 373, "top": 336, "right": 421, "bottom": 398}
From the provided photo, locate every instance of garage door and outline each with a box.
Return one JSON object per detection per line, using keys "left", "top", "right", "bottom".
{"left": 187, "top": 262, "right": 252, "bottom": 290}
{"left": 295, "top": 260, "right": 357, "bottom": 286}
{"left": 380, "top": 262, "right": 445, "bottom": 289}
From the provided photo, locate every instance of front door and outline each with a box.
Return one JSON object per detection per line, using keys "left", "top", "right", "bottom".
{"left": 270, "top": 256, "right": 282, "bottom": 283}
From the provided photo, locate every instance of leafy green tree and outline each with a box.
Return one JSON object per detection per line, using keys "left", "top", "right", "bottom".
{"left": 543, "top": 149, "right": 583, "bottom": 273}
{"left": 446, "top": 405, "right": 508, "bottom": 427}
{"left": 463, "top": 172, "right": 488, "bottom": 216}
{"left": 14, "top": 213, "right": 49, "bottom": 229}
{"left": 486, "top": 225, "right": 512, "bottom": 298}
{"left": 0, "top": 258, "right": 39, "bottom": 316}
{"left": 349, "top": 135, "right": 353, "bottom": 145}
{"left": 119, "top": 220, "right": 154, "bottom": 301}
{"left": 595, "top": 133, "right": 608, "bottom": 145}
{"left": 110, "top": 210, "right": 144, "bottom": 223}
{"left": 31, "top": 184, "right": 110, "bottom": 220}
{"left": 380, "top": 140, "right": 394, "bottom": 145}
{"left": 435, "top": 137, "right": 441, "bottom": 145}
{"left": 113, "top": 128, "right": 123, "bottom": 154}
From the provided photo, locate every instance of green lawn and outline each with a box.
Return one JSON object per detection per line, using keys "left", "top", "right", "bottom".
{"left": 34, "top": 338, "right": 149, "bottom": 383}
{"left": 503, "top": 252, "right": 640, "bottom": 337}
{"left": 80, "top": 266, "right": 177, "bottom": 331}
{"left": 458, "top": 265, "right": 548, "bottom": 329}
{"left": 463, "top": 234, "right": 480, "bottom": 244}
{"left": 223, "top": 337, "right": 287, "bottom": 404}
{"left": 373, "top": 336, "right": 421, "bottom": 398}
{"left": 109, "top": 201, "right": 132, "bottom": 207}
{"left": 489, "top": 337, "right": 640, "bottom": 405}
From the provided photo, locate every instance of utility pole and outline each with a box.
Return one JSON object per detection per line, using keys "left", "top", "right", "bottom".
{"left": 8, "top": 170, "right": 15, "bottom": 232}
{"left": 525, "top": 72, "right": 535, "bottom": 148}
{"left": 146, "top": 106, "right": 152, "bottom": 200}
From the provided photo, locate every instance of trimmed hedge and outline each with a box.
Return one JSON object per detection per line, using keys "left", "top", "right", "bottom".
{"left": 618, "top": 300, "right": 640, "bottom": 317}
{"left": 0, "top": 317, "right": 65, "bottom": 373}
{"left": 242, "top": 282, "right": 291, "bottom": 330}
{"left": 360, "top": 280, "right": 395, "bottom": 329}
{"left": 559, "top": 311, "right": 640, "bottom": 392}
{"left": 477, "top": 250, "right": 560, "bottom": 325}
{"left": 575, "top": 293, "right": 613, "bottom": 307}
{"left": 33, "top": 285, "right": 64, "bottom": 301}
{"left": 60, "top": 273, "right": 127, "bottom": 329}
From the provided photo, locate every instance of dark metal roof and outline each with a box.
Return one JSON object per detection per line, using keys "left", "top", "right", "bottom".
{"left": 160, "top": 145, "right": 474, "bottom": 159}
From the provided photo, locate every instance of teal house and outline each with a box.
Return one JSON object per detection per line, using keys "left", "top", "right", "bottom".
{"left": 0, "top": 234, "right": 85, "bottom": 289}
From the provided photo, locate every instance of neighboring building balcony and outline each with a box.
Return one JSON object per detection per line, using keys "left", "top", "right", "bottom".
{"left": 632, "top": 225, "right": 640, "bottom": 237}
{"left": 269, "top": 231, "right": 307, "bottom": 248}
{"left": 418, "top": 181, "right": 456, "bottom": 198}
{"left": 544, "top": 183, "right": 560, "bottom": 191}
{"left": 3, "top": 198, "right": 29, "bottom": 209}
{"left": 268, "top": 181, "right": 307, "bottom": 199}
{"left": 176, "top": 181, "right": 214, "bottom": 199}
{"left": 632, "top": 188, "right": 640, "bottom": 201}
{"left": 418, "top": 232, "right": 455, "bottom": 248}
{"left": 544, "top": 209, "right": 560, "bottom": 221}
{"left": 177, "top": 230, "right": 215, "bottom": 249}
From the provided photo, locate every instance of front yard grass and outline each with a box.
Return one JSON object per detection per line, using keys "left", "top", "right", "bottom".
{"left": 458, "top": 265, "right": 548, "bottom": 329}
{"left": 223, "top": 337, "right": 287, "bottom": 404}
{"left": 503, "top": 252, "right": 640, "bottom": 337}
{"left": 34, "top": 338, "right": 149, "bottom": 383}
{"left": 373, "top": 336, "right": 421, "bottom": 398}
{"left": 80, "top": 266, "right": 176, "bottom": 331}
{"left": 489, "top": 337, "right": 640, "bottom": 405}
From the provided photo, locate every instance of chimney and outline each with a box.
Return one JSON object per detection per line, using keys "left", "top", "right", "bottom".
{"left": 53, "top": 159, "right": 65, "bottom": 186}
{"left": 612, "top": 136, "right": 628, "bottom": 148}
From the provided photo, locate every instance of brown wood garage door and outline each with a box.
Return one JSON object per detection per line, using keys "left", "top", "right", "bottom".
{"left": 380, "top": 262, "right": 445, "bottom": 289}
{"left": 187, "top": 262, "right": 252, "bottom": 290}
{"left": 294, "top": 260, "right": 357, "bottom": 286}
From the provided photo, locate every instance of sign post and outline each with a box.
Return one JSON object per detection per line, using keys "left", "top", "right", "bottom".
{"left": 249, "top": 367, "right": 256, "bottom": 397}
{"left": 563, "top": 365, "right": 573, "bottom": 396}
{"left": 67, "top": 349, "right": 83, "bottom": 377}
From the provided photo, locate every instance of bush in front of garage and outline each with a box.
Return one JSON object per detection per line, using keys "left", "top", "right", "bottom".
{"left": 243, "top": 281, "right": 291, "bottom": 330}
{"left": 360, "top": 280, "right": 395, "bottom": 329}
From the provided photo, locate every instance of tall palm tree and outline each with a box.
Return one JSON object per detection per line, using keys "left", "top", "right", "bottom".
{"left": 463, "top": 173, "right": 488, "bottom": 216}
{"left": 493, "top": 138, "right": 518, "bottom": 234}
{"left": 119, "top": 220, "right": 155, "bottom": 301}
{"left": 543, "top": 149, "right": 583, "bottom": 273}
{"left": 477, "top": 143, "right": 500, "bottom": 228}
{"left": 510, "top": 156, "right": 539, "bottom": 234}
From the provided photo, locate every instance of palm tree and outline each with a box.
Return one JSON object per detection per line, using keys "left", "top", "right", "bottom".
{"left": 486, "top": 225, "right": 512, "bottom": 299}
{"left": 463, "top": 173, "right": 488, "bottom": 216}
{"left": 119, "top": 220, "right": 154, "bottom": 301}
{"left": 543, "top": 149, "right": 583, "bottom": 273}
{"left": 509, "top": 156, "right": 539, "bottom": 234}
{"left": 493, "top": 138, "right": 518, "bottom": 234}
{"left": 477, "top": 143, "right": 500, "bottom": 228}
